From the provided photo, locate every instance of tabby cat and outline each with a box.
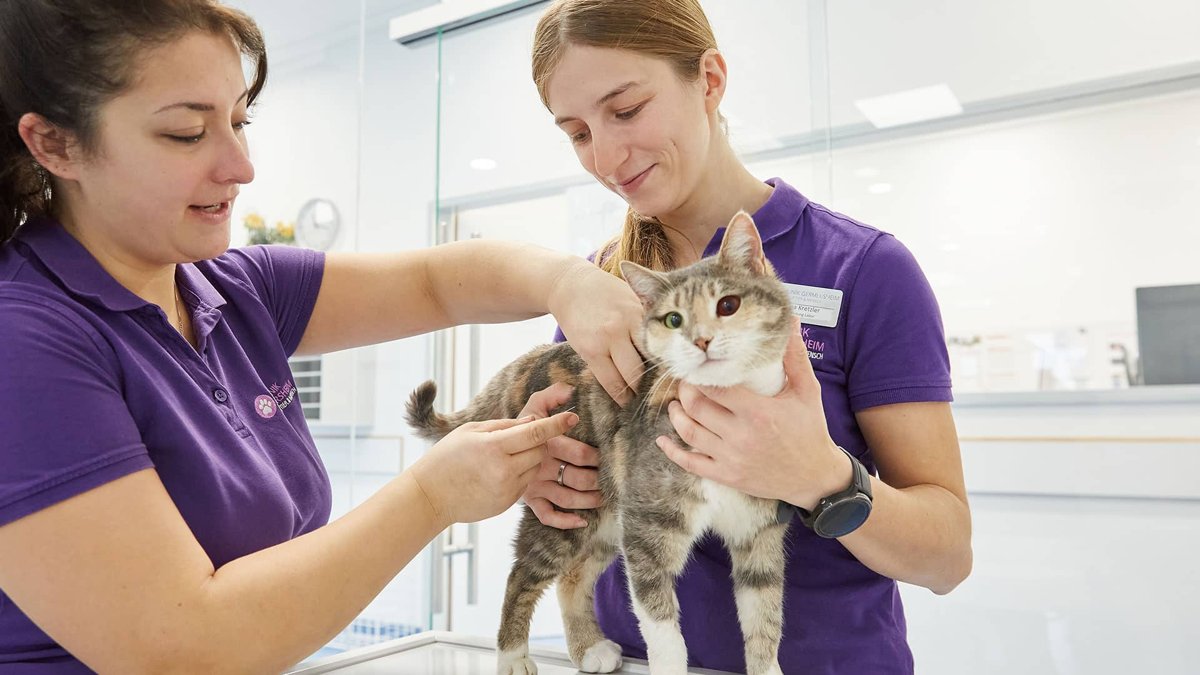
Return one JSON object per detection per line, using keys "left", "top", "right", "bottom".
{"left": 406, "top": 211, "right": 794, "bottom": 675}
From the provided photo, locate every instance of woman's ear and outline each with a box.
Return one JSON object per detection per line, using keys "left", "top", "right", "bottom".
{"left": 17, "top": 113, "right": 83, "bottom": 181}
{"left": 699, "top": 48, "right": 728, "bottom": 114}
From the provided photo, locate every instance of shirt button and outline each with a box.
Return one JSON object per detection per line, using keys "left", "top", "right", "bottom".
{"left": 213, "top": 388, "right": 229, "bottom": 403}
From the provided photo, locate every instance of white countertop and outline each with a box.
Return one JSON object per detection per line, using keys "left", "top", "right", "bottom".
{"left": 287, "top": 632, "right": 736, "bottom": 675}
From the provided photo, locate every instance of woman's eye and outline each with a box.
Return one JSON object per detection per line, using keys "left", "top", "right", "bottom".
{"left": 716, "top": 295, "right": 741, "bottom": 317}
{"left": 663, "top": 312, "right": 684, "bottom": 329}
{"left": 570, "top": 130, "right": 590, "bottom": 144}
{"left": 616, "top": 103, "right": 645, "bottom": 120}
{"left": 166, "top": 132, "right": 205, "bottom": 144}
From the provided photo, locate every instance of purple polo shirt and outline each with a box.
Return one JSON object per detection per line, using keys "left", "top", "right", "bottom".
{"left": 0, "top": 217, "right": 331, "bottom": 672}
{"left": 557, "top": 178, "right": 952, "bottom": 674}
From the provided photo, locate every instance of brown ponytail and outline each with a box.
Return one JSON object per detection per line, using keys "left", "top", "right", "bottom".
{"left": 597, "top": 209, "right": 675, "bottom": 278}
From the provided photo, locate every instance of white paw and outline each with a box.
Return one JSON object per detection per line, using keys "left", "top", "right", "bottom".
{"left": 496, "top": 648, "right": 538, "bottom": 675}
{"left": 579, "top": 639, "right": 623, "bottom": 673}
{"left": 759, "top": 664, "right": 784, "bottom": 675}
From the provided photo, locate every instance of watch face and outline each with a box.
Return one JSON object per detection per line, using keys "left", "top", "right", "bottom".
{"left": 815, "top": 496, "right": 872, "bottom": 538}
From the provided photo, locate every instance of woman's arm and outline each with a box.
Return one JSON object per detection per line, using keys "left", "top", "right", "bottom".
{"left": 838, "top": 402, "right": 972, "bottom": 595}
{"left": 0, "top": 399, "right": 576, "bottom": 674}
{"left": 293, "top": 241, "right": 645, "bottom": 404}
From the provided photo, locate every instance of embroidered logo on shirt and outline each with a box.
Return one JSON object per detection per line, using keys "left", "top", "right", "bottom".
{"left": 802, "top": 326, "right": 827, "bottom": 361}
{"left": 254, "top": 395, "right": 278, "bottom": 418}
{"left": 269, "top": 380, "right": 297, "bottom": 411}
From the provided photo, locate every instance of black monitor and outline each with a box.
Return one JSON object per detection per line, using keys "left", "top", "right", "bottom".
{"left": 1136, "top": 284, "right": 1200, "bottom": 385}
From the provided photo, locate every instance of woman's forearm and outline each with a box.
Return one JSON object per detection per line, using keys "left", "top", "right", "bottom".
{"left": 178, "top": 472, "right": 449, "bottom": 673}
{"left": 425, "top": 239, "right": 592, "bottom": 327}
{"left": 839, "top": 478, "right": 972, "bottom": 595}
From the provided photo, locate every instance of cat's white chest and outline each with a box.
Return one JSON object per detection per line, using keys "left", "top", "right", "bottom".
{"left": 693, "top": 479, "right": 775, "bottom": 546}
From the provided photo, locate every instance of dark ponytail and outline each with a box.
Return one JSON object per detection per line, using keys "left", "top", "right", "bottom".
{"left": 0, "top": 99, "right": 49, "bottom": 243}
{"left": 0, "top": 0, "right": 269, "bottom": 244}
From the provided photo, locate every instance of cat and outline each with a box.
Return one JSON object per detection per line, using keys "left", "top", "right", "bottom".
{"left": 405, "top": 211, "right": 794, "bottom": 675}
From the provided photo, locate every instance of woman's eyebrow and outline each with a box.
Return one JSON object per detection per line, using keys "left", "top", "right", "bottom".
{"left": 554, "top": 81, "right": 640, "bottom": 125}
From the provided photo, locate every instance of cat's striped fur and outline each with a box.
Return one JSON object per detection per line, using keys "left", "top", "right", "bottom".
{"left": 406, "top": 211, "right": 793, "bottom": 675}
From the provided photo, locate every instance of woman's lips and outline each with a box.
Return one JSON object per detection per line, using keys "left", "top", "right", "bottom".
{"left": 617, "top": 165, "right": 654, "bottom": 195}
{"left": 188, "top": 201, "right": 231, "bottom": 223}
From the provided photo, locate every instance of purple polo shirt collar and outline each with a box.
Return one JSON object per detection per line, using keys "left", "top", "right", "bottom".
{"left": 16, "top": 217, "right": 226, "bottom": 336}
{"left": 701, "top": 177, "right": 809, "bottom": 257}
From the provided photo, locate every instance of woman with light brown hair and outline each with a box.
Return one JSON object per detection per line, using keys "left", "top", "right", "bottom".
{"left": 524, "top": 1, "right": 973, "bottom": 672}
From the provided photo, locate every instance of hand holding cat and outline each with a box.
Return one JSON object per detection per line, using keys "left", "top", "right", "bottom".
{"left": 409, "top": 402, "right": 579, "bottom": 526}
{"left": 517, "top": 384, "right": 604, "bottom": 529}
{"left": 549, "top": 264, "right": 645, "bottom": 406}
{"left": 657, "top": 319, "right": 852, "bottom": 510}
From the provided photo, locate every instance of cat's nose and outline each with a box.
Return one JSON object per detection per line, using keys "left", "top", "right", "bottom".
{"left": 694, "top": 337, "right": 710, "bottom": 352}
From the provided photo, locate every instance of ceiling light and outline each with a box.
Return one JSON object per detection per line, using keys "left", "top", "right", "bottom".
{"left": 854, "top": 84, "right": 963, "bottom": 129}
{"left": 469, "top": 158, "right": 498, "bottom": 171}
{"left": 391, "top": 0, "right": 548, "bottom": 46}
{"left": 867, "top": 182, "right": 892, "bottom": 195}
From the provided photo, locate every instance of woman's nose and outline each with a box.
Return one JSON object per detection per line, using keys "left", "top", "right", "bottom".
{"left": 215, "top": 132, "right": 255, "bottom": 185}
{"left": 590, "top": 130, "right": 627, "bottom": 182}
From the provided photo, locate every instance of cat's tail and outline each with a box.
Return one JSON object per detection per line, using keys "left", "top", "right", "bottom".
{"left": 405, "top": 343, "right": 566, "bottom": 442}
{"left": 405, "top": 381, "right": 459, "bottom": 442}
{"left": 404, "top": 379, "right": 515, "bottom": 442}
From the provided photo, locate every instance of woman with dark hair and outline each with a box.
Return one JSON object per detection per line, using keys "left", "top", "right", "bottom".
{"left": 0, "top": 1, "right": 644, "bottom": 672}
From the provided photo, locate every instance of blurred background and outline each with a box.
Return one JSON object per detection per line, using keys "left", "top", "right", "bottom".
{"left": 222, "top": 1, "right": 1200, "bottom": 672}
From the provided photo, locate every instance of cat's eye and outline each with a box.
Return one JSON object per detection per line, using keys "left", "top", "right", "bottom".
{"left": 716, "top": 295, "right": 741, "bottom": 317}
{"left": 663, "top": 312, "right": 684, "bottom": 329}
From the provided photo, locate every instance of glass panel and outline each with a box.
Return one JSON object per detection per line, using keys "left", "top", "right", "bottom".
{"left": 824, "top": 0, "right": 1200, "bottom": 393}
{"left": 225, "top": 0, "right": 441, "bottom": 662}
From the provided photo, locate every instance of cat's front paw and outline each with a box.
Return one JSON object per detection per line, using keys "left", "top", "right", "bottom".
{"left": 579, "top": 639, "right": 623, "bottom": 673}
{"left": 496, "top": 648, "right": 538, "bottom": 675}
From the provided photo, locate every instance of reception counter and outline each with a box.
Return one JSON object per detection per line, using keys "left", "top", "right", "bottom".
{"left": 288, "top": 632, "right": 737, "bottom": 674}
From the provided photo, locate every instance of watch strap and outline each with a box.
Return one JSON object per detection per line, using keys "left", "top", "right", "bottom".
{"left": 793, "top": 446, "right": 872, "bottom": 529}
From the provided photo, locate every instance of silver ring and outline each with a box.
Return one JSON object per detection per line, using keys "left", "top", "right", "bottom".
{"left": 556, "top": 462, "right": 567, "bottom": 487}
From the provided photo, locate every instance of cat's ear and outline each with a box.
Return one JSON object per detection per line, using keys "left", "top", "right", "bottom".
{"left": 620, "top": 261, "right": 670, "bottom": 309}
{"left": 717, "top": 210, "right": 769, "bottom": 276}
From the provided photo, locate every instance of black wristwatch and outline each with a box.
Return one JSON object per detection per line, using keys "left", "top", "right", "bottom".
{"left": 776, "top": 446, "right": 873, "bottom": 538}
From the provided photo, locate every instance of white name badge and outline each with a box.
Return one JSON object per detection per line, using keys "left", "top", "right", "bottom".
{"left": 783, "top": 283, "right": 843, "bottom": 328}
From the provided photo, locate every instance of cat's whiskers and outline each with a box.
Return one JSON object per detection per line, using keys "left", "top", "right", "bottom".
{"left": 624, "top": 361, "right": 667, "bottom": 418}
{"left": 645, "top": 363, "right": 687, "bottom": 423}
{"left": 633, "top": 362, "right": 676, "bottom": 420}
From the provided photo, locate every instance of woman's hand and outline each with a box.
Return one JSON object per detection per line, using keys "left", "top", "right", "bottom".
{"left": 522, "top": 436, "right": 602, "bottom": 529}
{"left": 656, "top": 318, "right": 852, "bottom": 510}
{"left": 511, "top": 382, "right": 603, "bottom": 529}
{"left": 409, "top": 403, "right": 579, "bottom": 526}
{"left": 549, "top": 263, "right": 645, "bottom": 406}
